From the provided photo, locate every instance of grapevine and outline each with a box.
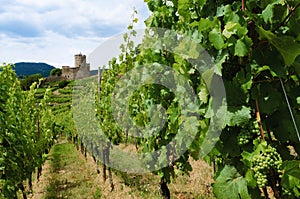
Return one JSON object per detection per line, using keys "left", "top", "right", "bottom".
{"left": 49, "top": 0, "right": 300, "bottom": 198}
{"left": 0, "top": 64, "right": 56, "bottom": 198}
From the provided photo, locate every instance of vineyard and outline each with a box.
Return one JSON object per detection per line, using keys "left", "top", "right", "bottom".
{"left": 1, "top": 0, "right": 300, "bottom": 198}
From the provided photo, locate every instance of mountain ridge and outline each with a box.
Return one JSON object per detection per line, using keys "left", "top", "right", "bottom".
{"left": 13, "top": 62, "right": 55, "bottom": 78}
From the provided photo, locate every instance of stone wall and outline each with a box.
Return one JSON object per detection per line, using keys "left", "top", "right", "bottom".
{"left": 61, "top": 53, "right": 90, "bottom": 80}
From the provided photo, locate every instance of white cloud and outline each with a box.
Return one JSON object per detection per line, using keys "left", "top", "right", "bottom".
{"left": 0, "top": 0, "right": 151, "bottom": 67}
{"left": 0, "top": 31, "right": 106, "bottom": 67}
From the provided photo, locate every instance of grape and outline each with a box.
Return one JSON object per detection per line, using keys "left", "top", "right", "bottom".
{"left": 214, "top": 156, "right": 223, "bottom": 164}
{"left": 237, "top": 129, "right": 252, "bottom": 145}
{"left": 237, "top": 120, "right": 260, "bottom": 146}
{"left": 251, "top": 145, "right": 283, "bottom": 188}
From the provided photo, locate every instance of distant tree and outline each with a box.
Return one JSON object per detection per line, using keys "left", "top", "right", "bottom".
{"left": 50, "top": 68, "right": 62, "bottom": 76}
{"left": 20, "top": 73, "right": 42, "bottom": 90}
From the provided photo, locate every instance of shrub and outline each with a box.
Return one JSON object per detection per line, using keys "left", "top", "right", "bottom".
{"left": 50, "top": 68, "right": 62, "bottom": 76}
{"left": 58, "top": 80, "right": 69, "bottom": 88}
{"left": 20, "top": 73, "right": 42, "bottom": 90}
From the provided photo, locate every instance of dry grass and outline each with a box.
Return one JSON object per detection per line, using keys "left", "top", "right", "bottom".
{"left": 26, "top": 138, "right": 215, "bottom": 199}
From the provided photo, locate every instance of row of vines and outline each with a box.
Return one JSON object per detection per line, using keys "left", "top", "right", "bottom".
{"left": 73, "top": 0, "right": 300, "bottom": 198}
{"left": 0, "top": 65, "right": 56, "bottom": 198}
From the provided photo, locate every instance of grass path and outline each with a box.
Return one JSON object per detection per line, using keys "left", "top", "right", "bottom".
{"left": 28, "top": 138, "right": 214, "bottom": 199}
{"left": 29, "top": 139, "right": 102, "bottom": 199}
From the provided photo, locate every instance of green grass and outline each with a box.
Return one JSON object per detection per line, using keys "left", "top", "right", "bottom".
{"left": 44, "top": 140, "right": 98, "bottom": 199}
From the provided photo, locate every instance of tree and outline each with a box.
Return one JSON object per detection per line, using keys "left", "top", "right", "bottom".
{"left": 50, "top": 68, "right": 62, "bottom": 76}
{"left": 20, "top": 73, "right": 42, "bottom": 90}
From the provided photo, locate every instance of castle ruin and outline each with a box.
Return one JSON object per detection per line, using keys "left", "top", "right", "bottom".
{"left": 61, "top": 53, "right": 90, "bottom": 80}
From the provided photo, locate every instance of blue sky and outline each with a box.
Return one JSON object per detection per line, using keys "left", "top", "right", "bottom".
{"left": 0, "top": 0, "right": 150, "bottom": 69}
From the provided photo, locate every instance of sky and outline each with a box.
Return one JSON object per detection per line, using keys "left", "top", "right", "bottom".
{"left": 0, "top": 0, "right": 151, "bottom": 69}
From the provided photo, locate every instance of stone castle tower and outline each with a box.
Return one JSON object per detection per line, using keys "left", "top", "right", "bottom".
{"left": 62, "top": 53, "right": 90, "bottom": 80}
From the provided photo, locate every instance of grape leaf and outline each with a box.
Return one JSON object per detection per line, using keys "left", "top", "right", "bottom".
{"left": 252, "top": 44, "right": 285, "bottom": 76}
{"left": 262, "top": 4, "right": 274, "bottom": 23}
{"left": 198, "top": 86, "right": 208, "bottom": 104}
{"left": 223, "top": 22, "right": 248, "bottom": 39}
{"left": 281, "top": 160, "right": 300, "bottom": 197}
{"left": 225, "top": 106, "right": 251, "bottom": 127}
{"left": 257, "top": 27, "right": 300, "bottom": 66}
{"left": 213, "top": 165, "right": 251, "bottom": 199}
{"left": 282, "top": 160, "right": 300, "bottom": 179}
{"left": 234, "top": 39, "right": 249, "bottom": 57}
{"left": 258, "top": 83, "right": 282, "bottom": 114}
{"left": 209, "top": 28, "right": 224, "bottom": 50}
{"left": 198, "top": 18, "right": 217, "bottom": 32}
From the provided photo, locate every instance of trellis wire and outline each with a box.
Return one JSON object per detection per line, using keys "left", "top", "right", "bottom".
{"left": 279, "top": 78, "right": 300, "bottom": 142}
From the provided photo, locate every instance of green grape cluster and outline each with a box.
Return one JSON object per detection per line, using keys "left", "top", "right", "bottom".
{"left": 252, "top": 146, "right": 282, "bottom": 188}
{"left": 237, "top": 121, "right": 260, "bottom": 146}
{"left": 237, "top": 129, "right": 252, "bottom": 145}
{"left": 214, "top": 156, "right": 223, "bottom": 165}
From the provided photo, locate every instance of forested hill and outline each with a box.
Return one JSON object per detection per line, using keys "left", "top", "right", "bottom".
{"left": 14, "top": 62, "right": 55, "bottom": 77}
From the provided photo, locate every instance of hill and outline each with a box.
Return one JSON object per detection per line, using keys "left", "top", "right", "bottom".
{"left": 90, "top": 69, "right": 98, "bottom": 76}
{"left": 14, "top": 62, "right": 55, "bottom": 78}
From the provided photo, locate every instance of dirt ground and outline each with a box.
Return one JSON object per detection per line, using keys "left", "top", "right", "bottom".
{"left": 26, "top": 139, "right": 215, "bottom": 199}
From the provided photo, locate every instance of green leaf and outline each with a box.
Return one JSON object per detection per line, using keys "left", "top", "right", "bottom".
{"left": 281, "top": 160, "right": 300, "bottom": 197}
{"left": 297, "top": 97, "right": 300, "bottom": 104}
{"left": 198, "top": 18, "right": 217, "bottom": 32}
{"left": 215, "top": 51, "right": 228, "bottom": 76}
{"left": 257, "top": 83, "right": 282, "bottom": 114}
{"left": 225, "top": 106, "right": 251, "bottom": 127}
{"left": 245, "top": 170, "right": 257, "bottom": 188}
{"left": 254, "top": 65, "right": 277, "bottom": 78}
{"left": 223, "top": 22, "right": 248, "bottom": 39}
{"left": 213, "top": 165, "right": 251, "bottom": 199}
{"left": 209, "top": 28, "right": 224, "bottom": 50}
{"left": 234, "top": 39, "right": 249, "bottom": 57}
{"left": 198, "top": 86, "right": 208, "bottom": 104}
{"left": 223, "top": 22, "right": 238, "bottom": 38}
{"left": 133, "top": 18, "right": 139, "bottom": 23}
{"left": 257, "top": 27, "right": 300, "bottom": 66}
{"left": 267, "top": 110, "right": 300, "bottom": 142}
{"left": 201, "top": 68, "right": 215, "bottom": 92}
{"left": 224, "top": 81, "right": 248, "bottom": 107}
{"left": 261, "top": 0, "right": 287, "bottom": 24}
{"left": 272, "top": 36, "right": 300, "bottom": 66}
{"left": 175, "top": 37, "right": 200, "bottom": 59}
{"left": 283, "top": 160, "right": 300, "bottom": 179}
{"left": 252, "top": 44, "right": 285, "bottom": 76}
{"left": 241, "top": 151, "right": 255, "bottom": 168}
{"left": 262, "top": 4, "right": 274, "bottom": 23}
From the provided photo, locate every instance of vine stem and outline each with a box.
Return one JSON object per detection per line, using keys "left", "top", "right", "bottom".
{"left": 255, "top": 99, "right": 265, "bottom": 141}
{"left": 279, "top": 78, "right": 300, "bottom": 142}
{"left": 269, "top": 168, "right": 282, "bottom": 199}
{"left": 241, "top": 0, "right": 245, "bottom": 11}
{"left": 262, "top": 187, "right": 270, "bottom": 199}
{"left": 274, "top": 1, "right": 300, "bottom": 31}
{"left": 106, "top": 143, "right": 114, "bottom": 192}
{"left": 102, "top": 146, "right": 107, "bottom": 181}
